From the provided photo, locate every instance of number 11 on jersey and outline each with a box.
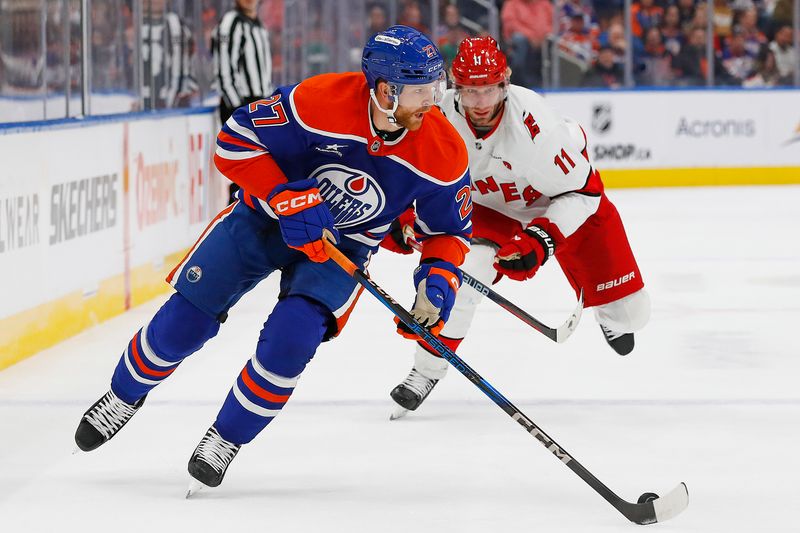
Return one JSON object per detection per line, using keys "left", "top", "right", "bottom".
{"left": 554, "top": 148, "right": 576, "bottom": 175}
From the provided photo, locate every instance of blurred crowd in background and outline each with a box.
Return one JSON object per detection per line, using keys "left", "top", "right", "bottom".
{"left": 0, "top": 0, "right": 797, "bottom": 124}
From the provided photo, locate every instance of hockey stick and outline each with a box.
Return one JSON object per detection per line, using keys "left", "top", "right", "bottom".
{"left": 404, "top": 237, "right": 582, "bottom": 343}
{"left": 323, "top": 240, "right": 688, "bottom": 525}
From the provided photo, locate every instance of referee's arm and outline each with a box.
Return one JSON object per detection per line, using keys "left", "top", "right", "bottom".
{"left": 216, "top": 11, "right": 244, "bottom": 109}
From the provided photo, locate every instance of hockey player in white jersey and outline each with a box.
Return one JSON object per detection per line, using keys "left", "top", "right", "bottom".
{"left": 386, "top": 36, "right": 651, "bottom": 415}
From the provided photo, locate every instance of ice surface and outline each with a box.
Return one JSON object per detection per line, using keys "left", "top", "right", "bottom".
{"left": 1, "top": 186, "right": 798, "bottom": 532}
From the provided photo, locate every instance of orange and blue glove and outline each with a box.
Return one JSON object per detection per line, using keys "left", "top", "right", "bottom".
{"left": 267, "top": 178, "right": 339, "bottom": 263}
{"left": 396, "top": 260, "right": 462, "bottom": 339}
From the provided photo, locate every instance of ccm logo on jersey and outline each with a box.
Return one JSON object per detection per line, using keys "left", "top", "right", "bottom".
{"left": 597, "top": 271, "right": 636, "bottom": 292}
{"left": 272, "top": 192, "right": 323, "bottom": 214}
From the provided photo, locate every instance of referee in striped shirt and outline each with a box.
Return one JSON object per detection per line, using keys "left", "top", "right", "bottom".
{"left": 212, "top": 0, "right": 273, "bottom": 201}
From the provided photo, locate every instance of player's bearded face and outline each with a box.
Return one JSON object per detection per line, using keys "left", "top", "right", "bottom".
{"left": 392, "top": 79, "right": 443, "bottom": 130}
{"left": 458, "top": 82, "right": 506, "bottom": 127}
{"left": 393, "top": 104, "right": 433, "bottom": 130}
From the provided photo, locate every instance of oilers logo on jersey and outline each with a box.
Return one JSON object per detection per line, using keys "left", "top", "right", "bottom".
{"left": 312, "top": 164, "right": 386, "bottom": 228}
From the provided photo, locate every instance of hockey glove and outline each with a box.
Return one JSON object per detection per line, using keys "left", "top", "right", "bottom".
{"left": 379, "top": 206, "right": 416, "bottom": 255}
{"left": 267, "top": 178, "right": 339, "bottom": 263}
{"left": 396, "top": 260, "right": 462, "bottom": 340}
{"left": 494, "top": 218, "right": 564, "bottom": 281}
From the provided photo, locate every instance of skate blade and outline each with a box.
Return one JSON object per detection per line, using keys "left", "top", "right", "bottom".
{"left": 186, "top": 479, "right": 207, "bottom": 499}
{"left": 389, "top": 406, "right": 409, "bottom": 421}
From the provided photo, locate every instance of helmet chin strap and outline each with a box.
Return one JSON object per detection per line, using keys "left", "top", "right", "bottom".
{"left": 370, "top": 88, "right": 400, "bottom": 125}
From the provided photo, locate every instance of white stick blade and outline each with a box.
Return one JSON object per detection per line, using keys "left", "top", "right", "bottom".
{"left": 653, "top": 482, "right": 689, "bottom": 522}
{"left": 556, "top": 290, "right": 584, "bottom": 343}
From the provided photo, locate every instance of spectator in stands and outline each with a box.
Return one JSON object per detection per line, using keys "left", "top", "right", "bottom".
{"left": 688, "top": 2, "right": 709, "bottom": 34}
{"left": 770, "top": 0, "right": 794, "bottom": 32}
{"left": 661, "top": 4, "right": 685, "bottom": 57}
{"left": 367, "top": 3, "right": 389, "bottom": 37}
{"left": 501, "top": 0, "right": 553, "bottom": 87}
{"left": 582, "top": 45, "right": 625, "bottom": 88}
{"left": 560, "top": 14, "right": 597, "bottom": 64}
{"left": 604, "top": 21, "right": 642, "bottom": 64}
{"left": 721, "top": 28, "right": 756, "bottom": 84}
{"left": 769, "top": 24, "right": 797, "bottom": 85}
{"left": 673, "top": 26, "right": 733, "bottom": 85}
{"left": 637, "top": 27, "right": 673, "bottom": 85}
{"left": 436, "top": 3, "right": 472, "bottom": 66}
{"left": 743, "top": 46, "right": 781, "bottom": 87}
{"left": 559, "top": 0, "right": 596, "bottom": 34}
{"left": 631, "top": 0, "right": 663, "bottom": 39}
{"left": 676, "top": 0, "right": 697, "bottom": 29}
{"left": 398, "top": 1, "right": 430, "bottom": 36}
{"left": 735, "top": 7, "right": 767, "bottom": 57}
{"left": 712, "top": 0, "right": 734, "bottom": 42}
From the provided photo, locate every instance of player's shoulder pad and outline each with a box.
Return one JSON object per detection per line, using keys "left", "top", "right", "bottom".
{"left": 507, "top": 84, "right": 563, "bottom": 131}
{"left": 288, "top": 72, "right": 368, "bottom": 138}
{"left": 406, "top": 106, "right": 469, "bottom": 185}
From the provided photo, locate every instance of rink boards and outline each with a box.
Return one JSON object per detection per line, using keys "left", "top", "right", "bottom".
{"left": 0, "top": 109, "right": 224, "bottom": 370}
{"left": 544, "top": 89, "right": 800, "bottom": 187}
{"left": 1, "top": 90, "right": 798, "bottom": 370}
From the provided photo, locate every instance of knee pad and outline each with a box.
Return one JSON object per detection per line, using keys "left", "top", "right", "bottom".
{"left": 148, "top": 292, "right": 221, "bottom": 361}
{"left": 593, "top": 289, "right": 651, "bottom": 333}
{"left": 255, "top": 296, "right": 330, "bottom": 378}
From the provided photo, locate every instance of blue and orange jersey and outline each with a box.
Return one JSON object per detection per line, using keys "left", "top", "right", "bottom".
{"left": 214, "top": 72, "right": 473, "bottom": 265}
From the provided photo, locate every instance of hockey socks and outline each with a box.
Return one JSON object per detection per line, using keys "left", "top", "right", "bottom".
{"left": 110, "top": 293, "right": 220, "bottom": 404}
{"left": 212, "top": 296, "right": 329, "bottom": 444}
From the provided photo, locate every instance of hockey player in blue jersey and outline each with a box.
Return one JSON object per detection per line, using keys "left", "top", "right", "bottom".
{"left": 73, "top": 26, "right": 473, "bottom": 492}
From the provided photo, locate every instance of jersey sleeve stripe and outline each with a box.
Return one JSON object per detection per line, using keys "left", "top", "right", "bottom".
{"left": 218, "top": 130, "right": 266, "bottom": 152}
{"left": 215, "top": 145, "right": 266, "bottom": 160}
{"left": 224, "top": 116, "right": 266, "bottom": 148}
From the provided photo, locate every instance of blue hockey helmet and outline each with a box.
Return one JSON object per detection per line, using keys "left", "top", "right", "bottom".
{"left": 362, "top": 26, "right": 445, "bottom": 123}
{"left": 362, "top": 25, "right": 444, "bottom": 89}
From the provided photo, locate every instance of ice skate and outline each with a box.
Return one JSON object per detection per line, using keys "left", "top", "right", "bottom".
{"left": 74, "top": 390, "right": 146, "bottom": 451}
{"left": 389, "top": 368, "right": 439, "bottom": 419}
{"left": 187, "top": 426, "right": 241, "bottom": 491}
{"left": 600, "top": 324, "right": 635, "bottom": 356}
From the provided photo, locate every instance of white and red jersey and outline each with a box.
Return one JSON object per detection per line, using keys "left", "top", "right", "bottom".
{"left": 438, "top": 85, "right": 602, "bottom": 237}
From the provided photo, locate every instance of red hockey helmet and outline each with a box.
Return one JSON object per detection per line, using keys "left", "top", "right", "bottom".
{"left": 451, "top": 36, "right": 508, "bottom": 86}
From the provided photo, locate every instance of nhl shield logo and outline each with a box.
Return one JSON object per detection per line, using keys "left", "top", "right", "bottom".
{"left": 312, "top": 164, "right": 386, "bottom": 228}
{"left": 186, "top": 266, "right": 202, "bottom": 283}
{"left": 591, "top": 103, "right": 612, "bottom": 134}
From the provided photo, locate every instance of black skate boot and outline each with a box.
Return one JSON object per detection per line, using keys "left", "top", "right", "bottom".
{"left": 600, "top": 324, "right": 635, "bottom": 356}
{"left": 187, "top": 426, "right": 241, "bottom": 489}
{"left": 75, "top": 390, "right": 146, "bottom": 451}
{"left": 390, "top": 368, "right": 439, "bottom": 411}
